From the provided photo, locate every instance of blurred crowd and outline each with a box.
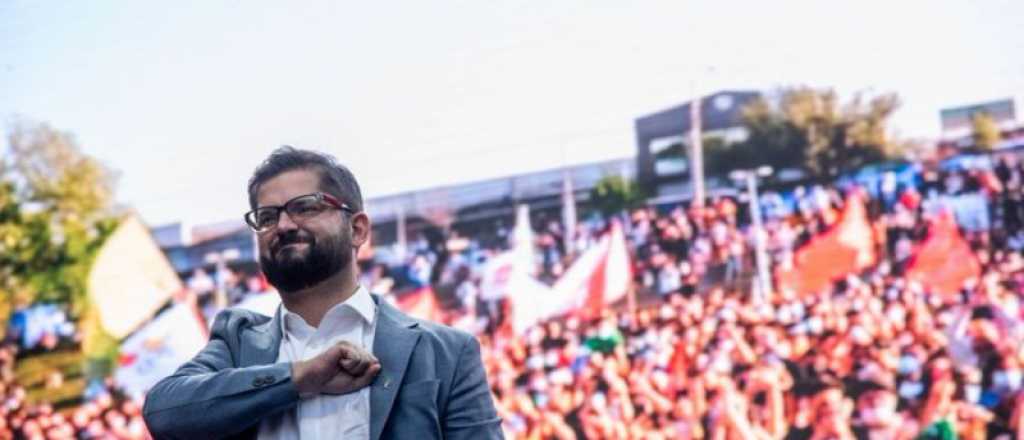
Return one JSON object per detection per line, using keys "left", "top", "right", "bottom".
{"left": 482, "top": 271, "right": 1024, "bottom": 439}
{"left": 0, "top": 344, "right": 149, "bottom": 440}
{"left": 479, "top": 154, "right": 1024, "bottom": 439}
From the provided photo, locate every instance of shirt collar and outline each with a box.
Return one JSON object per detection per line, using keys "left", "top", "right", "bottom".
{"left": 341, "top": 284, "right": 377, "bottom": 326}
{"left": 279, "top": 285, "right": 377, "bottom": 336}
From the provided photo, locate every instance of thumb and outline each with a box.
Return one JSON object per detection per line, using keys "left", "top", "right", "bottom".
{"left": 355, "top": 363, "right": 382, "bottom": 387}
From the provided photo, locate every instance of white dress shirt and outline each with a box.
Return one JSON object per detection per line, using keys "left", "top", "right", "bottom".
{"left": 258, "top": 286, "right": 377, "bottom": 440}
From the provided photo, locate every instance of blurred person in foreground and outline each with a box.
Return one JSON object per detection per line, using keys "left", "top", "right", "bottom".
{"left": 143, "top": 147, "right": 502, "bottom": 439}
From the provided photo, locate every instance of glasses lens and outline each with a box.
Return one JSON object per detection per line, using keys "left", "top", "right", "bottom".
{"left": 285, "top": 194, "right": 325, "bottom": 219}
{"left": 253, "top": 208, "right": 279, "bottom": 231}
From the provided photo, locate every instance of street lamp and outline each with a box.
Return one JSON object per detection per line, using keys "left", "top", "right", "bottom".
{"left": 730, "top": 166, "right": 773, "bottom": 302}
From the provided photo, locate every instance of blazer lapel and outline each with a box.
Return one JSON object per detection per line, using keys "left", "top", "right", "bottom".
{"left": 238, "top": 305, "right": 284, "bottom": 367}
{"left": 370, "top": 296, "right": 421, "bottom": 440}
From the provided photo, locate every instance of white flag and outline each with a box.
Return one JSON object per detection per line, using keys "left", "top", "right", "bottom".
{"left": 115, "top": 303, "right": 207, "bottom": 399}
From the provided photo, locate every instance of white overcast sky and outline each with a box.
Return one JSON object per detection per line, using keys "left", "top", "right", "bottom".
{"left": 1, "top": 0, "right": 1022, "bottom": 226}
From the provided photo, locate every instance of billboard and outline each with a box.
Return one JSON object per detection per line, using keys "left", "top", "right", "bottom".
{"left": 940, "top": 98, "right": 1016, "bottom": 132}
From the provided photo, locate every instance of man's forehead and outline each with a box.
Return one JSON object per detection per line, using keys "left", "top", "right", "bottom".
{"left": 255, "top": 169, "right": 321, "bottom": 205}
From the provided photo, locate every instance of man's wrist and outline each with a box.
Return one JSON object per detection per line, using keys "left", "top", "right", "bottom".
{"left": 290, "top": 360, "right": 318, "bottom": 399}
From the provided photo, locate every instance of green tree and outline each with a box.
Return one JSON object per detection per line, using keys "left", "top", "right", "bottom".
{"left": 1, "top": 122, "right": 119, "bottom": 338}
{"left": 0, "top": 181, "right": 60, "bottom": 333}
{"left": 971, "top": 112, "right": 1002, "bottom": 151}
{"left": 724, "top": 86, "right": 905, "bottom": 179}
{"left": 2, "top": 122, "right": 119, "bottom": 315}
{"left": 590, "top": 175, "right": 645, "bottom": 216}
{"left": 2, "top": 121, "right": 124, "bottom": 390}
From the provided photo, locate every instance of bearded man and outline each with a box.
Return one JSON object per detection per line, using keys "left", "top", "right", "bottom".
{"left": 143, "top": 146, "right": 502, "bottom": 440}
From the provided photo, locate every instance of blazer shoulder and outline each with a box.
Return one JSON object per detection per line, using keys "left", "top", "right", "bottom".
{"left": 411, "top": 318, "right": 478, "bottom": 355}
{"left": 211, "top": 307, "right": 274, "bottom": 336}
{"left": 380, "top": 298, "right": 473, "bottom": 349}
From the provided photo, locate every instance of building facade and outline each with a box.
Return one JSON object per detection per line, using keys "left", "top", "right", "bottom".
{"left": 634, "top": 90, "right": 760, "bottom": 200}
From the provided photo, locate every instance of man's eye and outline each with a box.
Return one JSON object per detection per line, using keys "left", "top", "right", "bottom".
{"left": 256, "top": 211, "right": 278, "bottom": 226}
{"left": 292, "top": 202, "right": 322, "bottom": 215}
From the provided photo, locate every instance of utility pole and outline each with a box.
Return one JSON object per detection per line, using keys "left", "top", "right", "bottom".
{"left": 396, "top": 203, "right": 407, "bottom": 261}
{"left": 731, "top": 166, "right": 773, "bottom": 302}
{"left": 689, "top": 91, "right": 704, "bottom": 208}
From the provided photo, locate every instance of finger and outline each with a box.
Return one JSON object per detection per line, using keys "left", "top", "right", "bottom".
{"left": 321, "top": 344, "right": 347, "bottom": 365}
{"left": 339, "top": 358, "right": 361, "bottom": 374}
{"left": 347, "top": 348, "right": 376, "bottom": 369}
{"left": 353, "top": 364, "right": 382, "bottom": 388}
{"left": 341, "top": 357, "right": 370, "bottom": 376}
{"left": 366, "top": 362, "right": 381, "bottom": 378}
{"left": 349, "top": 346, "right": 375, "bottom": 363}
{"left": 359, "top": 354, "right": 378, "bottom": 371}
{"left": 358, "top": 347, "right": 378, "bottom": 362}
{"left": 334, "top": 341, "right": 358, "bottom": 359}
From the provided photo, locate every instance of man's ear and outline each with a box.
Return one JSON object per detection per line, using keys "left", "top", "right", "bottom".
{"left": 350, "top": 212, "right": 371, "bottom": 248}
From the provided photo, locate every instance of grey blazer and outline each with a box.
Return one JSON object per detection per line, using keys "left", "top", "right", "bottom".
{"left": 142, "top": 295, "right": 503, "bottom": 440}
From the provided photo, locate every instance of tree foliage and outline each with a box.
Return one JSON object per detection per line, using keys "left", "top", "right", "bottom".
{"left": 590, "top": 175, "right": 645, "bottom": 216}
{"left": 707, "top": 86, "right": 905, "bottom": 179}
{"left": 971, "top": 112, "right": 1002, "bottom": 151}
{"left": 1, "top": 121, "right": 119, "bottom": 332}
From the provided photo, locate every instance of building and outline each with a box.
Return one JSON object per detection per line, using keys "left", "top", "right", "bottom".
{"left": 366, "top": 158, "right": 635, "bottom": 254}
{"left": 938, "top": 97, "right": 1024, "bottom": 150}
{"left": 152, "top": 157, "right": 635, "bottom": 272}
{"left": 151, "top": 219, "right": 257, "bottom": 276}
{"left": 634, "top": 90, "right": 760, "bottom": 200}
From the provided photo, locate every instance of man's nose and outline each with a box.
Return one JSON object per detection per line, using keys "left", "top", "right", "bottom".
{"left": 275, "top": 210, "right": 300, "bottom": 231}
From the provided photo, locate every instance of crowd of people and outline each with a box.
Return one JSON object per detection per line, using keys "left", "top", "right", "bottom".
{"left": 0, "top": 343, "right": 148, "bottom": 440}
{"left": 6, "top": 151, "right": 1024, "bottom": 438}
{"left": 476, "top": 154, "right": 1024, "bottom": 439}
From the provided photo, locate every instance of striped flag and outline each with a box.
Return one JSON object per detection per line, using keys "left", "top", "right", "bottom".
{"left": 551, "top": 220, "right": 632, "bottom": 320}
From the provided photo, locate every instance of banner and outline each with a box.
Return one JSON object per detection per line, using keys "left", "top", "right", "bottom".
{"left": 922, "top": 193, "right": 990, "bottom": 232}
{"left": 88, "top": 214, "right": 184, "bottom": 338}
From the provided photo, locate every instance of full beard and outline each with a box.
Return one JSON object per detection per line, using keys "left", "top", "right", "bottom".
{"left": 260, "top": 231, "right": 350, "bottom": 293}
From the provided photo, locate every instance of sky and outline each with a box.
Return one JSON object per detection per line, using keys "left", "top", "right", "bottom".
{"left": 1, "top": 0, "right": 1022, "bottom": 227}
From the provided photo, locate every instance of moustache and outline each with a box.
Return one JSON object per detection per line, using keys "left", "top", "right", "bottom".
{"left": 271, "top": 231, "right": 315, "bottom": 255}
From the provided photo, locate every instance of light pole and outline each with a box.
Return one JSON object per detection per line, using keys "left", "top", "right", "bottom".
{"left": 689, "top": 91, "right": 704, "bottom": 208}
{"left": 730, "top": 166, "right": 773, "bottom": 302}
{"left": 687, "top": 66, "right": 718, "bottom": 209}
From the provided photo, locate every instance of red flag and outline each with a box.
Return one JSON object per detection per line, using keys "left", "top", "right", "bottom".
{"left": 551, "top": 221, "right": 632, "bottom": 321}
{"left": 668, "top": 339, "right": 691, "bottom": 391}
{"left": 776, "top": 194, "right": 876, "bottom": 296}
{"left": 397, "top": 287, "right": 444, "bottom": 322}
{"left": 906, "top": 212, "right": 981, "bottom": 297}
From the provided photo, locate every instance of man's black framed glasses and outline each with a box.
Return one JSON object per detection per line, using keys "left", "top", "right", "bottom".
{"left": 244, "top": 192, "right": 355, "bottom": 233}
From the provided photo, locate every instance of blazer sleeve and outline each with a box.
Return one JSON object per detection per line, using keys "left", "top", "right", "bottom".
{"left": 442, "top": 334, "right": 504, "bottom": 440}
{"left": 142, "top": 310, "right": 299, "bottom": 440}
